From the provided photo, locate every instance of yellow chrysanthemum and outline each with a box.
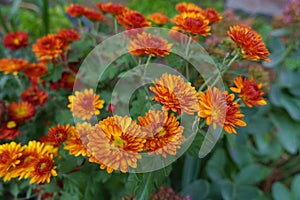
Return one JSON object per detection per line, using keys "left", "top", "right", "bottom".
{"left": 68, "top": 89, "right": 105, "bottom": 120}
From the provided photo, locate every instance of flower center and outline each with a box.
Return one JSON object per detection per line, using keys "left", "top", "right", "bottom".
{"left": 157, "top": 127, "right": 167, "bottom": 137}
{"left": 112, "top": 136, "right": 125, "bottom": 148}
{"left": 13, "top": 38, "right": 20, "bottom": 46}
{"left": 16, "top": 106, "right": 28, "bottom": 117}
{"left": 6, "top": 121, "right": 17, "bottom": 129}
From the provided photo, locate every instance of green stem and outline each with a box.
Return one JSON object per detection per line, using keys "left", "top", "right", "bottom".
{"left": 14, "top": 75, "right": 24, "bottom": 90}
{"left": 185, "top": 36, "right": 192, "bottom": 80}
{"left": 0, "top": 9, "right": 10, "bottom": 33}
{"left": 42, "top": 0, "right": 49, "bottom": 34}
{"left": 114, "top": 17, "right": 118, "bottom": 34}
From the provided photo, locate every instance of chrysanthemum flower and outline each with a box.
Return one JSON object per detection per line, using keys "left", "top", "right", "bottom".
{"left": 40, "top": 124, "right": 71, "bottom": 146}
{"left": 203, "top": 8, "right": 222, "bottom": 24}
{"left": 230, "top": 76, "right": 267, "bottom": 107}
{"left": 68, "top": 89, "right": 105, "bottom": 120}
{"left": 3, "top": 31, "right": 28, "bottom": 51}
{"left": 148, "top": 13, "right": 169, "bottom": 25}
{"left": 0, "top": 120, "right": 20, "bottom": 140}
{"left": 138, "top": 110, "right": 184, "bottom": 158}
{"left": 57, "top": 29, "right": 81, "bottom": 42}
{"left": 22, "top": 63, "right": 48, "bottom": 77}
{"left": 29, "top": 155, "right": 57, "bottom": 184}
{"left": 172, "top": 12, "right": 211, "bottom": 36}
{"left": 198, "top": 87, "right": 246, "bottom": 134}
{"left": 176, "top": 2, "right": 203, "bottom": 13}
{"left": 87, "top": 116, "right": 146, "bottom": 173}
{"left": 227, "top": 25, "right": 270, "bottom": 62}
{"left": 150, "top": 73, "right": 199, "bottom": 115}
{"left": 0, "top": 58, "right": 29, "bottom": 75}
{"left": 21, "top": 86, "right": 48, "bottom": 107}
{"left": 65, "top": 4, "right": 85, "bottom": 17}
{"left": 64, "top": 126, "right": 90, "bottom": 157}
{"left": 0, "top": 142, "right": 24, "bottom": 182}
{"left": 32, "top": 34, "right": 69, "bottom": 62}
{"left": 117, "top": 8, "right": 151, "bottom": 30}
{"left": 8, "top": 102, "right": 36, "bottom": 123}
{"left": 83, "top": 8, "right": 104, "bottom": 21}
{"left": 127, "top": 32, "right": 172, "bottom": 57}
{"left": 151, "top": 186, "right": 189, "bottom": 200}
{"left": 95, "top": 2, "right": 124, "bottom": 15}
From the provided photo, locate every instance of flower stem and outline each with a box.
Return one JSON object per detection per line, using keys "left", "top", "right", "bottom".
{"left": 114, "top": 18, "right": 118, "bottom": 34}
{"left": 185, "top": 36, "right": 192, "bottom": 80}
{"left": 14, "top": 75, "right": 24, "bottom": 90}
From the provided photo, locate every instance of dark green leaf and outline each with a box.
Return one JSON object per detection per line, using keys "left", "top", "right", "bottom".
{"left": 181, "top": 179, "right": 210, "bottom": 200}
{"left": 235, "top": 164, "right": 271, "bottom": 185}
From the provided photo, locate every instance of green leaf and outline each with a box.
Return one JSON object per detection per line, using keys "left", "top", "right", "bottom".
{"left": 181, "top": 179, "right": 210, "bottom": 200}
{"left": 206, "top": 148, "right": 226, "bottom": 181}
{"left": 263, "top": 36, "right": 285, "bottom": 68}
{"left": 279, "top": 94, "right": 300, "bottom": 121}
{"left": 269, "top": 28, "right": 292, "bottom": 37}
{"left": 291, "top": 174, "right": 300, "bottom": 199}
{"left": 235, "top": 164, "right": 271, "bottom": 185}
{"left": 10, "top": 183, "right": 19, "bottom": 197}
{"left": 182, "top": 155, "right": 200, "bottom": 186}
{"left": 135, "top": 173, "right": 154, "bottom": 200}
{"left": 272, "top": 182, "right": 293, "bottom": 200}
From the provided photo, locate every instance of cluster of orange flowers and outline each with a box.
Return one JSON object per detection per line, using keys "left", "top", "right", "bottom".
{"left": 0, "top": 141, "right": 58, "bottom": 184}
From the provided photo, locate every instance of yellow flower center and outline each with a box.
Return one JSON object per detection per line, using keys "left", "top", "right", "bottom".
{"left": 157, "top": 127, "right": 167, "bottom": 137}
{"left": 112, "top": 136, "right": 125, "bottom": 148}
{"left": 6, "top": 121, "right": 17, "bottom": 129}
{"left": 39, "top": 162, "right": 47, "bottom": 170}
{"left": 16, "top": 106, "right": 28, "bottom": 117}
{"left": 13, "top": 38, "right": 20, "bottom": 46}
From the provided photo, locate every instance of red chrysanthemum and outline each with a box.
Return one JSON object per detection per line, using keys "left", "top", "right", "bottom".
{"left": 148, "top": 12, "right": 169, "bottom": 25}
{"left": 176, "top": 2, "right": 203, "bottom": 13}
{"left": 65, "top": 4, "right": 85, "bottom": 17}
{"left": 172, "top": 12, "right": 211, "bottom": 36}
{"left": 95, "top": 2, "right": 124, "bottom": 15}
{"left": 40, "top": 124, "right": 71, "bottom": 147}
{"left": 203, "top": 8, "right": 222, "bottom": 24}
{"left": 29, "top": 155, "right": 57, "bottom": 184}
{"left": 3, "top": 31, "right": 28, "bottom": 51}
{"left": 21, "top": 86, "right": 48, "bottom": 107}
{"left": 227, "top": 25, "right": 270, "bottom": 62}
{"left": 230, "top": 76, "right": 267, "bottom": 107}
{"left": 138, "top": 110, "right": 185, "bottom": 158}
{"left": 0, "top": 120, "right": 20, "bottom": 140}
{"left": 117, "top": 8, "right": 151, "bottom": 30}
{"left": 8, "top": 102, "right": 36, "bottom": 123}
{"left": 0, "top": 58, "right": 29, "bottom": 75}
{"left": 22, "top": 63, "right": 48, "bottom": 77}
{"left": 83, "top": 8, "right": 104, "bottom": 21}
{"left": 127, "top": 32, "right": 172, "bottom": 57}
{"left": 57, "top": 29, "right": 81, "bottom": 42}
{"left": 150, "top": 73, "right": 199, "bottom": 115}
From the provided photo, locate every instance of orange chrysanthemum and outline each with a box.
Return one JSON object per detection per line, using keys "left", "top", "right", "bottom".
{"left": 172, "top": 12, "right": 211, "bottom": 36}
{"left": 230, "top": 76, "right": 267, "bottom": 107}
{"left": 64, "top": 125, "right": 90, "bottom": 157}
{"left": 117, "top": 8, "right": 151, "bottom": 30}
{"left": 8, "top": 101, "right": 36, "bottom": 123}
{"left": 32, "top": 34, "right": 69, "bottom": 61}
{"left": 150, "top": 73, "right": 199, "bottom": 115}
{"left": 21, "top": 86, "right": 48, "bottom": 107}
{"left": 203, "top": 8, "right": 222, "bottom": 24}
{"left": 65, "top": 4, "right": 85, "bottom": 17}
{"left": 57, "top": 29, "right": 81, "bottom": 42}
{"left": 0, "top": 142, "right": 24, "bottom": 181}
{"left": 95, "top": 2, "right": 124, "bottom": 15}
{"left": 68, "top": 89, "right": 105, "bottom": 120}
{"left": 227, "top": 25, "right": 270, "bottom": 62}
{"left": 198, "top": 87, "right": 246, "bottom": 134}
{"left": 0, "top": 120, "right": 20, "bottom": 140}
{"left": 176, "top": 2, "right": 203, "bottom": 13}
{"left": 83, "top": 8, "right": 104, "bottom": 21}
{"left": 29, "top": 155, "right": 57, "bottom": 184}
{"left": 22, "top": 63, "right": 48, "bottom": 77}
{"left": 148, "top": 12, "right": 169, "bottom": 25}
{"left": 138, "top": 110, "right": 184, "bottom": 158}
{"left": 40, "top": 124, "right": 71, "bottom": 146}
{"left": 127, "top": 32, "right": 172, "bottom": 57}
{"left": 3, "top": 31, "right": 28, "bottom": 51}
{"left": 0, "top": 58, "right": 29, "bottom": 75}
{"left": 87, "top": 116, "right": 146, "bottom": 173}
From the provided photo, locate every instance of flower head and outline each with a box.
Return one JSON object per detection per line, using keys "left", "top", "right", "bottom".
{"left": 148, "top": 13, "right": 169, "bottom": 25}
{"left": 21, "top": 86, "right": 48, "bottom": 107}
{"left": 66, "top": 4, "right": 85, "bottom": 17}
{"left": 227, "top": 25, "right": 270, "bottom": 62}
{"left": 198, "top": 87, "right": 246, "bottom": 134}
{"left": 40, "top": 124, "right": 70, "bottom": 146}
{"left": 22, "top": 63, "right": 48, "bottom": 77}
{"left": 117, "top": 8, "right": 151, "bottom": 30}
{"left": 68, "top": 89, "right": 105, "bottom": 120}
{"left": 150, "top": 73, "right": 199, "bottom": 115}
{"left": 151, "top": 186, "right": 190, "bottom": 200}
{"left": 230, "top": 76, "right": 267, "bottom": 107}
{"left": 0, "top": 58, "right": 29, "bottom": 75}
{"left": 172, "top": 12, "right": 211, "bottom": 36}
{"left": 57, "top": 29, "right": 81, "bottom": 42}
{"left": 176, "top": 2, "right": 203, "bottom": 13}
{"left": 83, "top": 8, "right": 104, "bottom": 21}
{"left": 8, "top": 102, "right": 36, "bottom": 123}
{"left": 87, "top": 116, "right": 146, "bottom": 173}
{"left": 203, "top": 8, "right": 222, "bottom": 24}
{"left": 138, "top": 110, "right": 184, "bottom": 158}
{"left": 95, "top": 2, "right": 124, "bottom": 15}
{"left": 0, "top": 142, "right": 24, "bottom": 181}
{"left": 3, "top": 31, "right": 28, "bottom": 51}
{"left": 32, "top": 34, "right": 69, "bottom": 62}
{"left": 0, "top": 120, "right": 20, "bottom": 140}
{"left": 127, "top": 32, "right": 172, "bottom": 57}
{"left": 29, "top": 155, "right": 57, "bottom": 184}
